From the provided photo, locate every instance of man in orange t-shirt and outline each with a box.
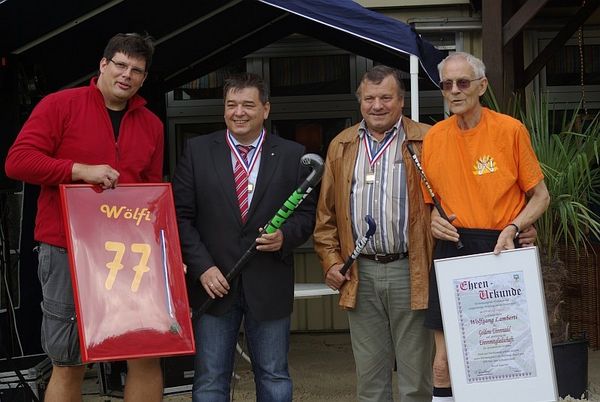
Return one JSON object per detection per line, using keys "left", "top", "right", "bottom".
{"left": 420, "top": 52, "right": 550, "bottom": 402}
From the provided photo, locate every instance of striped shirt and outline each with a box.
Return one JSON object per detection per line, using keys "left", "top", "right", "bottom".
{"left": 351, "top": 118, "right": 408, "bottom": 254}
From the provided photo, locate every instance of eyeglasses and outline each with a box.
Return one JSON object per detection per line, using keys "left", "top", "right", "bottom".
{"left": 109, "top": 59, "right": 146, "bottom": 78}
{"left": 439, "top": 77, "right": 483, "bottom": 91}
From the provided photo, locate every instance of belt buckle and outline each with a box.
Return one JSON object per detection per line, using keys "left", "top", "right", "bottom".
{"left": 374, "top": 254, "right": 387, "bottom": 262}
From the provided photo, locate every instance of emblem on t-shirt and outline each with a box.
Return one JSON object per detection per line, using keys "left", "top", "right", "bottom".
{"left": 473, "top": 155, "right": 497, "bottom": 175}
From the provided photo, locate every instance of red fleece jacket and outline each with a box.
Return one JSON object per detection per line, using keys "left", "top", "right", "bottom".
{"left": 5, "top": 78, "right": 164, "bottom": 248}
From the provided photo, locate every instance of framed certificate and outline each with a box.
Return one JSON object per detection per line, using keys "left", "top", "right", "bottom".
{"left": 435, "top": 246, "right": 557, "bottom": 402}
{"left": 60, "top": 184, "right": 194, "bottom": 362}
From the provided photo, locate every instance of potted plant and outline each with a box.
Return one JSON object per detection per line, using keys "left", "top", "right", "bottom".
{"left": 524, "top": 98, "right": 600, "bottom": 399}
{"left": 520, "top": 97, "right": 600, "bottom": 338}
{"left": 485, "top": 91, "right": 600, "bottom": 398}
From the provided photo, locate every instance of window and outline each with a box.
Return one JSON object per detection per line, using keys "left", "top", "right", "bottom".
{"left": 271, "top": 117, "right": 352, "bottom": 157}
{"left": 270, "top": 54, "right": 351, "bottom": 96}
{"left": 546, "top": 44, "right": 600, "bottom": 86}
{"left": 172, "top": 60, "right": 246, "bottom": 101}
{"left": 538, "top": 30, "right": 600, "bottom": 111}
{"left": 173, "top": 122, "right": 226, "bottom": 160}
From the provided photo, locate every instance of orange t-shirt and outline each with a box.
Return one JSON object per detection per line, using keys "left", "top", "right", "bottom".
{"left": 421, "top": 108, "right": 544, "bottom": 229}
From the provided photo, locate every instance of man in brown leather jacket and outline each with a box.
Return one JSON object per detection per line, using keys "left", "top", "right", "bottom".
{"left": 313, "top": 65, "right": 434, "bottom": 402}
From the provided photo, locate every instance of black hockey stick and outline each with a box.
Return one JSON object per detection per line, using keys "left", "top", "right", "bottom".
{"left": 406, "top": 143, "right": 464, "bottom": 249}
{"left": 339, "top": 215, "right": 376, "bottom": 276}
{"left": 197, "top": 153, "right": 324, "bottom": 314}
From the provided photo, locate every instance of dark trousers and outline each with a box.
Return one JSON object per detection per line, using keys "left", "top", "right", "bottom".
{"left": 424, "top": 228, "right": 511, "bottom": 330}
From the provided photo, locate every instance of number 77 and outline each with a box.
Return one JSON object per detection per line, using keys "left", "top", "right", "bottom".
{"left": 104, "top": 241, "right": 152, "bottom": 292}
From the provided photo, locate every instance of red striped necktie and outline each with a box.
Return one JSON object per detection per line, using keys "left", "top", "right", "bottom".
{"left": 234, "top": 145, "right": 253, "bottom": 223}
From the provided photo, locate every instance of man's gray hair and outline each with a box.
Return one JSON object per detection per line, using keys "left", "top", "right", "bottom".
{"left": 438, "top": 52, "right": 486, "bottom": 79}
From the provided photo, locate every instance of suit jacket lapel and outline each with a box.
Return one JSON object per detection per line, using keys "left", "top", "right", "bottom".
{"left": 247, "top": 134, "right": 279, "bottom": 219}
{"left": 211, "top": 132, "right": 241, "bottom": 223}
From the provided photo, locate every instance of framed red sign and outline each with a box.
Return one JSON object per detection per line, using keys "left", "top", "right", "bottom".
{"left": 60, "top": 183, "right": 194, "bottom": 362}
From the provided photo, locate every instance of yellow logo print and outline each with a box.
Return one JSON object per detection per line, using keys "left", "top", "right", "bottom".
{"left": 473, "top": 155, "right": 497, "bottom": 175}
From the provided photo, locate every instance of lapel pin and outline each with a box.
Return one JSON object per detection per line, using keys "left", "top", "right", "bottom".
{"left": 271, "top": 152, "right": 275, "bottom": 156}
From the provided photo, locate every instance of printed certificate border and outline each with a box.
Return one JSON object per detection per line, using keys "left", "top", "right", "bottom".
{"left": 435, "top": 246, "right": 558, "bottom": 402}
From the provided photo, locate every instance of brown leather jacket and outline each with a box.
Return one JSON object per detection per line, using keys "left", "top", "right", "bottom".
{"left": 313, "top": 117, "right": 434, "bottom": 310}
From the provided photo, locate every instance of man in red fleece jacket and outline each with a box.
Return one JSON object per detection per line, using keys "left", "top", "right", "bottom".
{"left": 5, "top": 33, "right": 164, "bottom": 402}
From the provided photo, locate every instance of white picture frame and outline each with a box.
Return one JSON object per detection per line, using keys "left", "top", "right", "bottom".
{"left": 435, "top": 246, "right": 558, "bottom": 402}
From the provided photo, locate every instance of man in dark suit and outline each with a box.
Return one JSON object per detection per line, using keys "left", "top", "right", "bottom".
{"left": 172, "top": 73, "right": 315, "bottom": 402}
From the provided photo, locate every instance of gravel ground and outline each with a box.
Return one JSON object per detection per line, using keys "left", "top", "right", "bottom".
{"left": 81, "top": 333, "right": 599, "bottom": 401}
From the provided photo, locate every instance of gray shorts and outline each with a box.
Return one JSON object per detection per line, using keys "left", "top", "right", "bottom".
{"left": 37, "top": 243, "right": 82, "bottom": 366}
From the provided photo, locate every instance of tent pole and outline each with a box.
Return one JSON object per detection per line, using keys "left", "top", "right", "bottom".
{"left": 410, "top": 54, "right": 419, "bottom": 122}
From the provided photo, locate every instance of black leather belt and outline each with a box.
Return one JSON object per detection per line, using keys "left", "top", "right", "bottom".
{"left": 360, "top": 252, "right": 408, "bottom": 264}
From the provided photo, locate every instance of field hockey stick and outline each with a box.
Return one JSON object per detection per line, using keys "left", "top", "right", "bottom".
{"left": 197, "top": 153, "right": 324, "bottom": 314}
{"left": 406, "top": 143, "right": 464, "bottom": 249}
{"left": 339, "top": 215, "right": 376, "bottom": 276}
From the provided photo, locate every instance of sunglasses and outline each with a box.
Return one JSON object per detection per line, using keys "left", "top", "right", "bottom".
{"left": 439, "top": 77, "right": 483, "bottom": 91}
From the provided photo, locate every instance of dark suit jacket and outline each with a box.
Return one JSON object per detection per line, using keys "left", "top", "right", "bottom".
{"left": 172, "top": 130, "right": 316, "bottom": 320}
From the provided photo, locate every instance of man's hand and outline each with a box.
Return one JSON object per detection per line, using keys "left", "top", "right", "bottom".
{"left": 199, "top": 266, "right": 229, "bottom": 299}
{"left": 518, "top": 225, "right": 536, "bottom": 247}
{"left": 493, "top": 225, "right": 518, "bottom": 254}
{"left": 255, "top": 229, "right": 284, "bottom": 252}
{"left": 72, "top": 163, "right": 120, "bottom": 189}
{"left": 494, "top": 225, "right": 536, "bottom": 254}
{"left": 431, "top": 208, "right": 460, "bottom": 243}
{"left": 325, "top": 263, "right": 350, "bottom": 291}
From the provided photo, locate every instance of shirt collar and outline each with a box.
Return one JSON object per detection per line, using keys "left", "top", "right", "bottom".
{"left": 358, "top": 116, "right": 403, "bottom": 142}
{"left": 228, "top": 130, "right": 264, "bottom": 149}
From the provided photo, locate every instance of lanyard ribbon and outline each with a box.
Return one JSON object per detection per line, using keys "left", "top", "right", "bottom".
{"left": 363, "top": 129, "right": 397, "bottom": 167}
{"left": 226, "top": 129, "right": 265, "bottom": 174}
